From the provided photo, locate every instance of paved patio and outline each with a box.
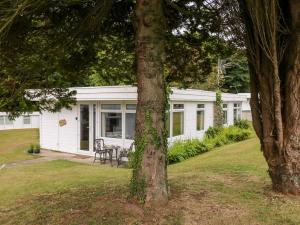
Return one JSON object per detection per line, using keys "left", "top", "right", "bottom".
{"left": 1, "top": 149, "right": 121, "bottom": 169}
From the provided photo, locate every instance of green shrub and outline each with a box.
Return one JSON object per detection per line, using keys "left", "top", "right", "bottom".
{"left": 27, "top": 144, "right": 34, "bottom": 154}
{"left": 168, "top": 139, "right": 209, "bottom": 164}
{"left": 167, "top": 125, "right": 252, "bottom": 164}
{"left": 205, "top": 126, "right": 223, "bottom": 139}
{"left": 234, "top": 119, "right": 250, "bottom": 129}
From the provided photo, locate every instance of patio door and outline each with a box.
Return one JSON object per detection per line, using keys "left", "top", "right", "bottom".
{"left": 80, "top": 104, "right": 90, "bottom": 151}
{"left": 79, "top": 103, "right": 97, "bottom": 153}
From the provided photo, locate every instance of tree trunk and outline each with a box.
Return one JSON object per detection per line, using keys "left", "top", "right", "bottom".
{"left": 130, "top": 0, "right": 168, "bottom": 205}
{"left": 239, "top": 0, "right": 300, "bottom": 194}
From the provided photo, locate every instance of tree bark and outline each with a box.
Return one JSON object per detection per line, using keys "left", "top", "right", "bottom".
{"left": 131, "top": 0, "right": 168, "bottom": 205}
{"left": 239, "top": 0, "right": 300, "bottom": 194}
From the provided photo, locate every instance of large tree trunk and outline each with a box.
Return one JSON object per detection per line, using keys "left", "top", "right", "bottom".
{"left": 130, "top": 0, "right": 168, "bottom": 205}
{"left": 239, "top": 0, "right": 300, "bottom": 194}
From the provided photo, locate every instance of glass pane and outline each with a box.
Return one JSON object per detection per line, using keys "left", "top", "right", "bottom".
{"left": 173, "top": 112, "right": 184, "bottom": 136}
{"left": 0, "top": 116, "right": 4, "bottom": 125}
{"left": 223, "top": 104, "right": 228, "bottom": 109}
{"left": 173, "top": 104, "right": 184, "bottom": 110}
{"left": 197, "top": 104, "right": 205, "bottom": 109}
{"left": 101, "top": 104, "right": 121, "bottom": 110}
{"left": 23, "top": 116, "right": 31, "bottom": 125}
{"left": 102, "top": 112, "right": 122, "bottom": 138}
{"left": 234, "top": 109, "right": 241, "bottom": 121}
{"left": 223, "top": 111, "right": 228, "bottom": 124}
{"left": 125, "top": 113, "right": 136, "bottom": 139}
{"left": 126, "top": 104, "right": 137, "bottom": 110}
{"left": 197, "top": 111, "right": 204, "bottom": 130}
{"left": 80, "top": 105, "right": 90, "bottom": 150}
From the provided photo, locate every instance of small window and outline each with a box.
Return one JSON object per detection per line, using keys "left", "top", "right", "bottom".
{"left": 0, "top": 116, "right": 4, "bottom": 125}
{"left": 173, "top": 111, "right": 184, "bottom": 136}
{"left": 197, "top": 111, "right": 205, "bottom": 131}
{"left": 5, "top": 116, "right": 13, "bottom": 125}
{"left": 173, "top": 104, "right": 184, "bottom": 110}
{"left": 23, "top": 116, "right": 31, "bottom": 125}
{"left": 126, "top": 104, "right": 137, "bottom": 110}
{"left": 101, "top": 104, "right": 121, "bottom": 110}
{"left": 223, "top": 111, "right": 228, "bottom": 124}
{"left": 223, "top": 104, "right": 228, "bottom": 124}
{"left": 197, "top": 104, "right": 205, "bottom": 109}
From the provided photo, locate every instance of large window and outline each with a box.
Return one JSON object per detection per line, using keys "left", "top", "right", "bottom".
{"left": 233, "top": 103, "right": 242, "bottom": 121}
{"left": 172, "top": 104, "right": 184, "bottom": 136}
{"left": 23, "top": 116, "right": 31, "bottom": 125}
{"left": 223, "top": 104, "right": 228, "bottom": 125}
{"left": 196, "top": 104, "right": 205, "bottom": 131}
{"left": 101, "top": 112, "right": 122, "bottom": 138}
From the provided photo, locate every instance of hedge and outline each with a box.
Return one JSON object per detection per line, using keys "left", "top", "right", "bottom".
{"left": 167, "top": 125, "right": 252, "bottom": 164}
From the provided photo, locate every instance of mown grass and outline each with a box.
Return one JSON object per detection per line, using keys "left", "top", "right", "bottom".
{"left": 0, "top": 129, "right": 39, "bottom": 164}
{"left": 1, "top": 130, "right": 300, "bottom": 225}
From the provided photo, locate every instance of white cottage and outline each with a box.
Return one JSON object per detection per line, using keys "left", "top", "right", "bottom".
{"left": 0, "top": 112, "right": 40, "bottom": 130}
{"left": 39, "top": 86, "right": 246, "bottom": 155}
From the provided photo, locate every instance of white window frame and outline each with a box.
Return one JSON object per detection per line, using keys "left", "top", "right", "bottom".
{"left": 196, "top": 103, "right": 205, "bottom": 131}
{"left": 23, "top": 115, "right": 31, "bottom": 125}
{"left": 233, "top": 103, "right": 242, "bottom": 121}
{"left": 100, "top": 103, "right": 123, "bottom": 139}
{"left": 125, "top": 104, "right": 137, "bottom": 140}
{"left": 170, "top": 103, "right": 185, "bottom": 137}
{"left": 223, "top": 103, "right": 228, "bottom": 125}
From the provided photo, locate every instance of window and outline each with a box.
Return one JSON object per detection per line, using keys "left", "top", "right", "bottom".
{"left": 101, "top": 112, "right": 122, "bottom": 138}
{"left": 196, "top": 104, "right": 205, "bottom": 131}
{"left": 0, "top": 116, "right": 4, "bottom": 125}
{"left": 173, "top": 112, "right": 184, "bottom": 136}
{"left": 126, "top": 104, "right": 137, "bottom": 110}
{"left": 172, "top": 103, "right": 184, "bottom": 137}
{"left": 23, "top": 116, "right": 31, "bottom": 125}
{"left": 101, "top": 104, "right": 121, "bottom": 110}
{"left": 125, "top": 113, "right": 135, "bottom": 139}
{"left": 5, "top": 116, "right": 13, "bottom": 125}
{"left": 173, "top": 104, "right": 184, "bottom": 110}
{"left": 233, "top": 103, "right": 242, "bottom": 121}
{"left": 223, "top": 104, "right": 228, "bottom": 124}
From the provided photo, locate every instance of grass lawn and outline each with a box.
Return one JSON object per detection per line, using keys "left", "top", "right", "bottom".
{"left": 1, "top": 130, "right": 300, "bottom": 224}
{"left": 0, "top": 129, "right": 39, "bottom": 164}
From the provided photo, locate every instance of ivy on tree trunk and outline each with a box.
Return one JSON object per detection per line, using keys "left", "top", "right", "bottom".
{"left": 130, "top": 0, "right": 168, "bottom": 205}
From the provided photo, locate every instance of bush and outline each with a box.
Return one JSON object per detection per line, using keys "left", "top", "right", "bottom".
{"left": 234, "top": 119, "right": 250, "bottom": 129}
{"left": 168, "top": 139, "right": 209, "bottom": 164}
{"left": 205, "top": 126, "right": 223, "bottom": 139}
{"left": 28, "top": 144, "right": 40, "bottom": 154}
{"left": 33, "top": 144, "right": 41, "bottom": 154}
{"left": 167, "top": 125, "right": 252, "bottom": 164}
{"left": 27, "top": 144, "right": 34, "bottom": 154}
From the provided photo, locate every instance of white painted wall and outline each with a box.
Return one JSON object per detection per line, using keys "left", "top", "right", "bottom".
{"left": 40, "top": 100, "right": 239, "bottom": 155}
{"left": 0, "top": 113, "right": 40, "bottom": 130}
